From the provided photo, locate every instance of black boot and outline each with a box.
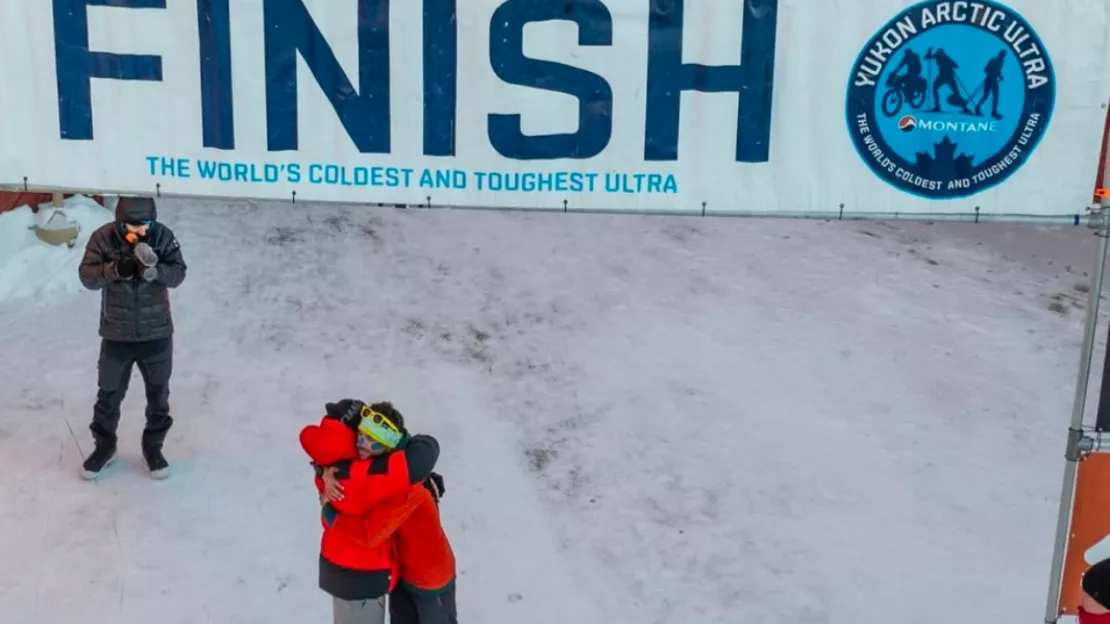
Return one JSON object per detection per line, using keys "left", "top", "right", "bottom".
{"left": 81, "top": 444, "right": 116, "bottom": 480}
{"left": 142, "top": 445, "right": 171, "bottom": 480}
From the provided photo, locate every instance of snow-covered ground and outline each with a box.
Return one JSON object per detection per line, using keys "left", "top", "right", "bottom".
{"left": 0, "top": 197, "right": 1102, "bottom": 624}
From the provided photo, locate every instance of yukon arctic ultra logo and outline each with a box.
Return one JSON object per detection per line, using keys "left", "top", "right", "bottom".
{"left": 846, "top": 0, "right": 1055, "bottom": 199}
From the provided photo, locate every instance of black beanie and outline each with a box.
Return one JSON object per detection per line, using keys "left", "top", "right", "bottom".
{"left": 116, "top": 196, "right": 157, "bottom": 224}
{"left": 1084, "top": 557, "right": 1110, "bottom": 609}
{"left": 324, "top": 399, "right": 364, "bottom": 432}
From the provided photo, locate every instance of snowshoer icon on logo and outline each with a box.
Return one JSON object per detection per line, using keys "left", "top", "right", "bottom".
{"left": 845, "top": 0, "right": 1055, "bottom": 199}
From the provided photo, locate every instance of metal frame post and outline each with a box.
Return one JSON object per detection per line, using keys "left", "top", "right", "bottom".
{"left": 1094, "top": 317, "right": 1110, "bottom": 431}
{"left": 1092, "top": 103, "right": 1110, "bottom": 436}
{"left": 1043, "top": 215, "right": 1108, "bottom": 623}
{"left": 1043, "top": 119, "right": 1110, "bottom": 620}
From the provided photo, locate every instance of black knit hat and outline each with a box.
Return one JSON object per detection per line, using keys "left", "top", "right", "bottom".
{"left": 116, "top": 196, "right": 157, "bottom": 224}
{"left": 1083, "top": 557, "right": 1110, "bottom": 609}
{"left": 324, "top": 399, "right": 365, "bottom": 432}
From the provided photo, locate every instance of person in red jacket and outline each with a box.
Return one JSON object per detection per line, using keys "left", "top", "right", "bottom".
{"left": 299, "top": 399, "right": 441, "bottom": 624}
{"left": 322, "top": 402, "right": 459, "bottom": 624}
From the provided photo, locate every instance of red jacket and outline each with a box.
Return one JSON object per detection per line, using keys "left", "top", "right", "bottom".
{"left": 333, "top": 480, "right": 457, "bottom": 594}
{"left": 299, "top": 417, "right": 440, "bottom": 601}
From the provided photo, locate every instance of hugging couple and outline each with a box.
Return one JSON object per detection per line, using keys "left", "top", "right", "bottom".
{"left": 300, "top": 399, "right": 458, "bottom": 624}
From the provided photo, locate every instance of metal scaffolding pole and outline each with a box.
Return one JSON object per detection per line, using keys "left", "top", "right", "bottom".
{"left": 1043, "top": 111, "right": 1110, "bottom": 621}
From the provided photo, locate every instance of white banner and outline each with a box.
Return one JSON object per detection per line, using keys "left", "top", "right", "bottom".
{"left": 0, "top": 0, "right": 1107, "bottom": 219}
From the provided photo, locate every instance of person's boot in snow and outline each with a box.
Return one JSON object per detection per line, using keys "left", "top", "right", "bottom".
{"left": 81, "top": 444, "right": 116, "bottom": 480}
{"left": 143, "top": 445, "right": 170, "bottom": 479}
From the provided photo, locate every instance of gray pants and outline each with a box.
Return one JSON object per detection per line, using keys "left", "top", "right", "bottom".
{"left": 333, "top": 596, "right": 386, "bottom": 624}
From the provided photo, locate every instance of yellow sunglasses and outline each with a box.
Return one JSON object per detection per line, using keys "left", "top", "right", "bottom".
{"left": 356, "top": 405, "right": 405, "bottom": 449}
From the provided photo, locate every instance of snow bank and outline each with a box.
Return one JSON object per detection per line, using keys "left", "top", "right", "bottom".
{"left": 0, "top": 195, "right": 113, "bottom": 304}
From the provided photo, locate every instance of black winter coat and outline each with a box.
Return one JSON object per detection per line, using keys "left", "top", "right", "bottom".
{"left": 78, "top": 221, "right": 187, "bottom": 342}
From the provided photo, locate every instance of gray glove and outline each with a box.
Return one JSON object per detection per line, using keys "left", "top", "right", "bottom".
{"left": 133, "top": 242, "right": 159, "bottom": 281}
{"left": 134, "top": 242, "right": 158, "bottom": 267}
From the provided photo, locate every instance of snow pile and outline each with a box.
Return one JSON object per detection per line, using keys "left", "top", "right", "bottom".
{"left": 0, "top": 195, "right": 113, "bottom": 304}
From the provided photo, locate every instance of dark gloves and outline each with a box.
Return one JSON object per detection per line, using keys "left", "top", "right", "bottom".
{"left": 114, "top": 255, "right": 138, "bottom": 280}
{"left": 423, "top": 472, "right": 445, "bottom": 503}
{"left": 321, "top": 502, "right": 338, "bottom": 527}
{"left": 325, "top": 399, "right": 366, "bottom": 432}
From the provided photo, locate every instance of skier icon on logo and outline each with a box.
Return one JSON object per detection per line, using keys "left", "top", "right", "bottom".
{"left": 924, "top": 48, "right": 971, "bottom": 114}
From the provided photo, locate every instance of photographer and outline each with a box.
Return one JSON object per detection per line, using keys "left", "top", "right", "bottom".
{"left": 77, "top": 196, "right": 187, "bottom": 480}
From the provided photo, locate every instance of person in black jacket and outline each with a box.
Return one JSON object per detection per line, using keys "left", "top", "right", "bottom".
{"left": 77, "top": 196, "right": 187, "bottom": 480}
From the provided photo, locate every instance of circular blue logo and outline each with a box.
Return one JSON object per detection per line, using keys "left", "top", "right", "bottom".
{"left": 845, "top": 0, "right": 1055, "bottom": 199}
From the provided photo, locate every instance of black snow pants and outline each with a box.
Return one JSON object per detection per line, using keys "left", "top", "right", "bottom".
{"left": 90, "top": 337, "right": 174, "bottom": 449}
{"left": 389, "top": 584, "right": 459, "bottom": 624}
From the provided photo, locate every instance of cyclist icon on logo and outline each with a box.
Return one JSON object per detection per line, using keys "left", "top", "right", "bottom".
{"left": 883, "top": 49, "right": 927, "bottom": 116}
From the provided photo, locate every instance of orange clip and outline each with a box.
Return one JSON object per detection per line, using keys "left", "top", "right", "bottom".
{"left": 1096, "top": 188, "right": 1110, "bottom": 199}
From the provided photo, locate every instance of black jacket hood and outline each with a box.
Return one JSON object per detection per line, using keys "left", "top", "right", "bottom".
{"left": 116, "top": 196, "right": 158, "bottom": 224}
